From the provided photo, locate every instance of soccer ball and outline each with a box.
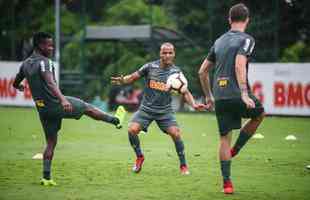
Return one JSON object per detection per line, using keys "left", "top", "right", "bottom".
{"left": 166, "top": 72, "right": 188, "bottom": 93}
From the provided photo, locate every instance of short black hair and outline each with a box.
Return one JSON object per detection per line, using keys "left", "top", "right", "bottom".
{"left": 229, "top": 3, "right": 249, "bottom": 22}
{"left": 33, "top": 32, "right": 52, "bottom": 48}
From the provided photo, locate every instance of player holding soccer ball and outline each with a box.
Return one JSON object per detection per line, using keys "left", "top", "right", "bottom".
{"left": 111, "top": 42, "right": 206, "bottom": 175}
{"left": 13, "top": 32, "right": 127, "bottom": 186}
{"left": 198, "top": 3, "right": 265, "bottom": 194}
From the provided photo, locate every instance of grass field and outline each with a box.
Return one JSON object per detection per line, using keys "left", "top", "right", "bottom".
{"left": 0, "top": 107, "right": 310, "bottom": 200}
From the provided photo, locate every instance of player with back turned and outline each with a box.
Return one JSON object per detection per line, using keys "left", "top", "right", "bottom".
{"left": 198, "top": 3, "right": 265, "bottom": 194}
{"left": 13, "top": 32, "right": 126, "bottom": 186}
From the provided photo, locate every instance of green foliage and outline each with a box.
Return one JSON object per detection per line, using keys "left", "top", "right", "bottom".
{"left": 62, "top": 31, "right": 84, "bottom": 70}
{"left": 280, "top": 41, "right": 310, "bottom": 62}
{"left": 62, "top": 0, "right": 177, "bottom": 98}
{"left": 103, "top": 0, "right": 175, "bottom": 28}
{"left": 166, "top": 0, "right": 209, "bottom": 43}
{"left": 174, "top": 47, "right": 205, "bottom": 94}
{"left": 2, "top": 0, "right": 310, "bottom": 98}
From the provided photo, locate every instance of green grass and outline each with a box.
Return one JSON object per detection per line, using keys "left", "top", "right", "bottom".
{"left": 0, "top": 107, "right": 310, "bottom": 200}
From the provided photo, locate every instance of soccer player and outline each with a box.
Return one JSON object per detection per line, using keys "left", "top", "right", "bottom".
{"left": 111, "top": 42, "right": 206, "bottom": 175}
{"left": 198, "top": 3, "right": 265, "bottom": 194}
{"left": 13, "top": 32, "right": 127, "bottom": 186}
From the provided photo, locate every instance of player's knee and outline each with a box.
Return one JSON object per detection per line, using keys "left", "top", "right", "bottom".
{"left": 167, "top": 127, "right": 181, "bottom": 140}
{"left": 128, "top": 125, "right": 140, "bottom": 135}
{"left": 254, "top": 112, "right": 265, "bottom": 122}
{"left": 85, "top": 106, "right": 96, "bottom": 116}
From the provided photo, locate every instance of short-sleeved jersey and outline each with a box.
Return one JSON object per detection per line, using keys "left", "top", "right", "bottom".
{"left": 137, "top": 60, "right": 182, "bottom": 114}
{"left": 15, "top": 52, "right": 59, "bottom": 107}
{"left": 207, "top": 30, "right": 255, "bottom": 100}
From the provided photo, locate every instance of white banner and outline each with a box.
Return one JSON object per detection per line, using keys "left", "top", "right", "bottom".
{"left": 0, "top": 61, "right": 59, "bottom": 107}
{"left": 1, "top": 61, "right": 309, "bottom": 116}
{"left": 249, "top": 63, "right": 310, "bottom": 116}
{"left": 0, "top": 61, "right": 34, "bottom": 106}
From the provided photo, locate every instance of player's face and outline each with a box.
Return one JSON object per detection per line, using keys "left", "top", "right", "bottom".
{"left": 40, "top": 38, "right": 54, "bottom": 57}
{"left": 160, "top": 46, "right": 175, "bottom": 66}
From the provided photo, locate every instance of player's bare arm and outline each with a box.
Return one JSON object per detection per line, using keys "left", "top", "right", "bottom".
{"left": 13, "top": 68, "right": 25, "bottom": 92}
{"left": 198, "top": 58, "right": 214, "bottom": 110}
{"left": 182, "top": 88, "right": 207, "bottom": 111}
{"left": 41, "top": 71, "right": 73, "bottom": 112}
{"left": 111, "top": 72, "right": 141, "bottom": 85}
{"left": 235, "top": 54, "right": 255, "bottom": 108}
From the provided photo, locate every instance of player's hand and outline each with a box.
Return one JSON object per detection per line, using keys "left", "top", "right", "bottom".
{"left": 61, "top": 99, "right": 73, "bottom": 112}
{"left": 205, "top": 97, "right": 214, "bottom": 111}
{"left": 241, "top": 93, "right": 255, "bottom": 109}
{"left": 16, "top": 84, "right": 24, "bottom": 92}
{"left": 193, "top": 103, "right": 208, "bottom": 111}
{"left": 111, "top": 75, "right": 124, "bottom": 85}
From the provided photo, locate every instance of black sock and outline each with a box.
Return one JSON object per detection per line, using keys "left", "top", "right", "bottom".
{"left": 220, "top": 160, "right": 231, "bottom": 182}
{"left": 128, "top": 133, "right": 143, "bottom": 157}
{"left": 101, "top": 113, "right": 119, "bottom": 125}
{"left": 43, "top": 159, "right": 52, "bottom": 180}
{"left": 233, "top": 131, "right": 252, "bottom": 154}
{"left": 174, "top": 138, "right": 186, "bottom": 166}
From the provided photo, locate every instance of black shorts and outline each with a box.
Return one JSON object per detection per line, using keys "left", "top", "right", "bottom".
{"left": 38, "top": 96, "right": 87, "bottom": 139}
{"left": 215, "top": 94, "right": 264, "bottom": 136}
{"left": 130, "top": 109, "right": 178, "bottom": 133}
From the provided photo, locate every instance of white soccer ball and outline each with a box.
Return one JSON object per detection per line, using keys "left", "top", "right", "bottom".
{"left": 166, "top": 72, "right": 188, "bottom": 93}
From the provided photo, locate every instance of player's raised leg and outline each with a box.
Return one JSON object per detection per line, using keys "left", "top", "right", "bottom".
{"left": 166, "top": 126, "right": 189, "bottom": 175}
{"left": 231, "top": 96, "right": 265, "bottom": 157}
{"left": 84, "top": 104, "right": 126, "bottom": 129}
{"left": 128, "top": 122, "right": 144, "bottom": 173}
{"left": 64, "top": 96, "right": 126, "bottom": 129}
{"left": 231, "top": 112, "right": 264, "bottom": 157}
{"left": 219, "top": 132, "right": 233, "bottom": 194}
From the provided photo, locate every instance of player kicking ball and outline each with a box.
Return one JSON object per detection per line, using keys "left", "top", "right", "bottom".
{"left": 111, "top": 42, "right": 206, "bottom": 175}
{"left": 13, "top": 32, "right": 127, "bottom": 186}
{"left": 199, "top": 4, "right": 265, "bottom": 194}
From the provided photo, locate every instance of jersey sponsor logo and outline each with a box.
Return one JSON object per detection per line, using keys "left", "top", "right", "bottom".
{"left": 35, "top": 99, "right": 45, "bottom": 107}
{"left": 149, "top": 80, "right": 168, "bottom": 91}
{"left": 217, "top": 77, "right": 229, "bottom": 87}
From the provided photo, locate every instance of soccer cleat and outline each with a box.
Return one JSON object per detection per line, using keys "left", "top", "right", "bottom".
{"left": 132, "top": 155, "right": 144, "bottom": 173}
{"left": 114, "top": 106, "right": 127, "bottom": 129}
{"left": 40, "top": 178, "right": 57, "bottom": 186}
{"left": 180, "top": 164, "right": 190, "bottom": 175}
{"left": 223, "top": 180, "right": 234, "bottom": 194}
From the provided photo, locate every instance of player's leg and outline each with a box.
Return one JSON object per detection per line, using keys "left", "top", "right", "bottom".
{"left": 39, "top": 116, "right": 61, "bottom": 186}
{"left": 41, "top": 134, "right": 58, "bottom": 186}
{"left": 129, "top": 110, "right": 152, "bottom": 173}
{"left": 84, "top": 104, "right": 126, "bottom": 128}
{"left": 215, "top": 100, "right": 239, "bottom": 194}
{"left": 63, "top": 96, "right": 126, "bottom": 128}
{"left": 219, "top": 132, "right": 234, "bottom": 194}
{"left": 165, "top": 126, "right": 189, "bottom": 175}
{"left": 128, "top": 122, "right": 144, "bottom": 173}
{"left": 156, "top": 113, "right": 189, "bottom": 174}
{"left": 128, "top": 122, "right": 143, "bottom": 158}
{"left": 231, "top": 95, "right": 265, "bottom": 157}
